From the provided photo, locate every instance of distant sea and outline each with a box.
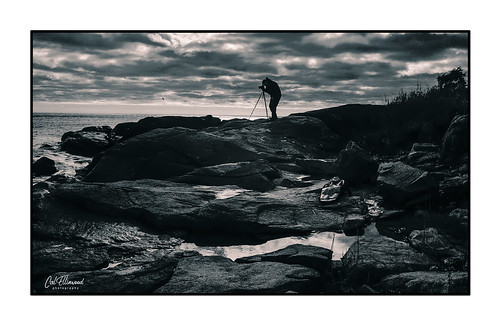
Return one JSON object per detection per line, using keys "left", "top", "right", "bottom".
{"left": 31, "top": 112, "right": 253, "bottom": 184}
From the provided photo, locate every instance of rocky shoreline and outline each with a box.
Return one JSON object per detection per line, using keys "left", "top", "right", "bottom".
{"left": 32, "top": 104, "right": 469, "bottom": 294}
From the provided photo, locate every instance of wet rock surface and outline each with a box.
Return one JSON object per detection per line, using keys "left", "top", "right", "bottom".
{"left": 32, "top": 108, "right": 469, "bottom": 295}
{"left": 379, "top": 271, "right": 469, "bottom": 294}
{"left": 341, "top": 236, "right": 438, "bottom": 285}
{"left": 235, "top": 244, "right": 332, "bottom": 271}
{"left": 154, "top": 255, "right": 321, "bottom": 294}
{"left": 50, "top": 179, "right": 351, "bottom": 237}
{"left": 61, "top": 128, "right": 113, "bottom": 157}
{"left": 173, "top": 159, "right": 280, "bottom": 191}
{"left": 377, "top": 162, "right": 439, "bottom": 207}
{"left": 334, "top": 141, "right": 379, "bottom": 185}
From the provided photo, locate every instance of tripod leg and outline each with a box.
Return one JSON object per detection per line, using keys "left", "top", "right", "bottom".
{"left": 249, "top": 92, "right": 263, "bottom": 119}
{"left": 262, "top": 92, "right": 269, "bottom": 119}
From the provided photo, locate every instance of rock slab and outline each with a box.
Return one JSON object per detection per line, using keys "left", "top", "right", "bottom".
{"left": 154, "top": 255, "right": 321, "bottom": 294}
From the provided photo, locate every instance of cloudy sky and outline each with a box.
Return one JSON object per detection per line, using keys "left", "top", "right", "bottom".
{"left": 32, "top": 32, "right": 468, "bottom": 116}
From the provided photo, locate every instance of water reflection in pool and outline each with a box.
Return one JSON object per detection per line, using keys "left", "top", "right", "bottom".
{"left": 180, "top": 223, "right": 381, "bottom": 261}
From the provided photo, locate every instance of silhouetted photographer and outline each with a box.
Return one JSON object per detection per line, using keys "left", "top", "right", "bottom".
{"left": 259, "top": 77, "right": 281, "bottom": 120}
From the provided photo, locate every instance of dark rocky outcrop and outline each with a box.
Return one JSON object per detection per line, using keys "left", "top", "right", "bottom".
{"left": 292, "top": 104, "right": 386, "bottom": 147}
{"left": 341, "top": 236, "right": 437, "bottom": 285}
{"left": 334, "top": 141, "right": 379, "bottom": 185}
{"left": 441, "top": 114, "right": 469, "bottom": 163}
{"left": 113, "top": 115, "right": 221, "bottom": 139}
{"left": 61, "top": 130, "right": 111, "bottom": 157}
{"left": 295, "top": 158, "right": 337, "bottom": 177}
{"left": 83, "top": 127, "right": 261, "bottom": 182}
{"left": 32, "top": 103, "right": 470, "bottom": 294}
{"left": 51, "top": 180, "right": 353, "bottom": 238}
{"left": 173, "top": 159, "right": 280, "bottom": 191}
{"left": 34, "top": 255, "right": 179, "bottom": 294}
{"left": 409, "top": 228, "right": 466, "bottom": 267}
{"left": 33, "top": 156, "right": 57, "bottom": 176}
{"left": 407, "top": 143, "right": 441, "bottom": 171}
{"left": 210, "top": 116, "right": 343, "bottom": 162}
{"left": 32, "top": 244, "right": 109, "bottom": 277}
{"left": 154, "top": 255, "right": 321, "bottom": 294}
{"left": 379, "top": 271, "right": 469, "bottom": 294}
{"left": 439, "top": 174, "right": 469, "bottom": 206}
{"left": 235, "top": 244, "right": 332, "bottom": 272}
{"left": 342, "top": 214, "right": 369, "bottom": 236}
{"left": 377, "top": 162, "right": 439, "bottom": 207}
{"left": 448, "top": 208, "right": 468, "bottom": 231}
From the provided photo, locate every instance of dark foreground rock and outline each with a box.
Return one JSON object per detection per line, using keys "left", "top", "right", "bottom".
{"left": 154, "top": 255, "right": 321, "bottom": 294}
{"left": 32, "top": 104, "right": 469, "bottom": 294}
{"left": 441, "top": 114, "right": 469, "bottom": 163}
{"left": 407, "top": 143, "right": 441, "bottom": 171}
{"left": 173, "top": 159, "right": 280, "bottom": 191}
{"left": 61, "top": 130, "right": 111, "bottom": 157}
{"left": 334, "top": 141, "right": 379, "bottom": 185}
{"left": 377, "top": 162, "right": 439, "bottom": 207}
{"left": 341, "top": 236, "right": 437, "bottom": 285}
{"left": 113, "top": 115, "right": 221, "bottom": 139}
{"left": 379, "top": 271, "right": 469, "bottom": 294}
{"left": 208, "top": 115, "right": 343, "bottom": 162}
{"left": 33, "top": 156, "right": 57, "bottom": 176}
{"left": 409, "top": 228, "right": 466, "bottom": 267}
{"left": 32, "top": 244, "right": 109, "bottom": 278}
{"left": 342, "top": 214, "right": 369, "bottom": 236}
{"left": 235, "top": 244, "right": 332, "bottom": 271}
{"left": 34, "top": 255, "right": 179, "bottom": 294}
{"left": 84, "top": 127, "right": 260, "bottom": 182}
{"left": 51, "top": 180, "right": 355, "bottom": 239}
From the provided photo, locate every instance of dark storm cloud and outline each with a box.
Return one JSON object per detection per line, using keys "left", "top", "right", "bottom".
{"left": 32, "top": 32, "right": 469, "bottom": 110}
{"left": 33, "top": 32, "right": 165, "bottom": 50}
{"left": 327, "top": 33, "right": 468, "bottom": 61}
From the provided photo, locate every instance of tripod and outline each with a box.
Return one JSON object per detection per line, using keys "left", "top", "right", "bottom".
{"left": 249, "top": 91, "right": 269, "bottom": 119}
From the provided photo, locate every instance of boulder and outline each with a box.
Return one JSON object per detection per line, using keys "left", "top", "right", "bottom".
{"left": 211, "top": 116, "right": 343, "bottom": 162}
{"left": 52, "top": 180, "right": 349, "bottom": 238}
{"left": 379, "top": 271, "right": 469, "bottom": 294}
{"left": 377, "top": 162, "right": 439, "bottom": 207}
{"left": 409, "top": 228, "right": 466, "bottom": 267}
{"left": 292, "top": 104, "right": 385, "bottom": 143}
{"left": 32, "top": 245, "right": 109, "bottom": 277}
{"left": 33, "top": 156, "right": 57, "bottom": 176}
{"left": 439, "top": 175, "right": 469, "bottom": 205}
{"left": 407, "top": 143, "right": 441, "bottom": 171}
{"left": 83, "top": 127, "right": 261, "bottom": 182}
{"left": 34, "top": 256, "right": 178, "bottom": 294}
{"left": 448, "top": 208, "right": 468, "bottom": 231}
{"left": 154, "top": 255, "right": 321, "bottom": 294}
{"left": 61, "top": 131, "right": 110, "bottom": 157}
{"left": 342, "top": 214, "right": 368, "bottom": 236}
{"left": 81, "top": 125, "right": 112, "bottom": 134}
{"left": 113, "top": 115, "right": 221, "bottom": 139}
{"left": 173, "top": 159, "right": 280, "bottom": 191}
{"left": 334, "top": 141, "right": 379, "bottom": 185}
{"left": 295, "top": 158, "right": 337, "bottom": 177}
{"left": 235, "top": 244, "right": 332, "bottom": 272}
{"left": 341, "top": 236, "right": 437, "bottom": 285}
{"left": 441, "top": 114, "right": 469, "bottom": 163}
